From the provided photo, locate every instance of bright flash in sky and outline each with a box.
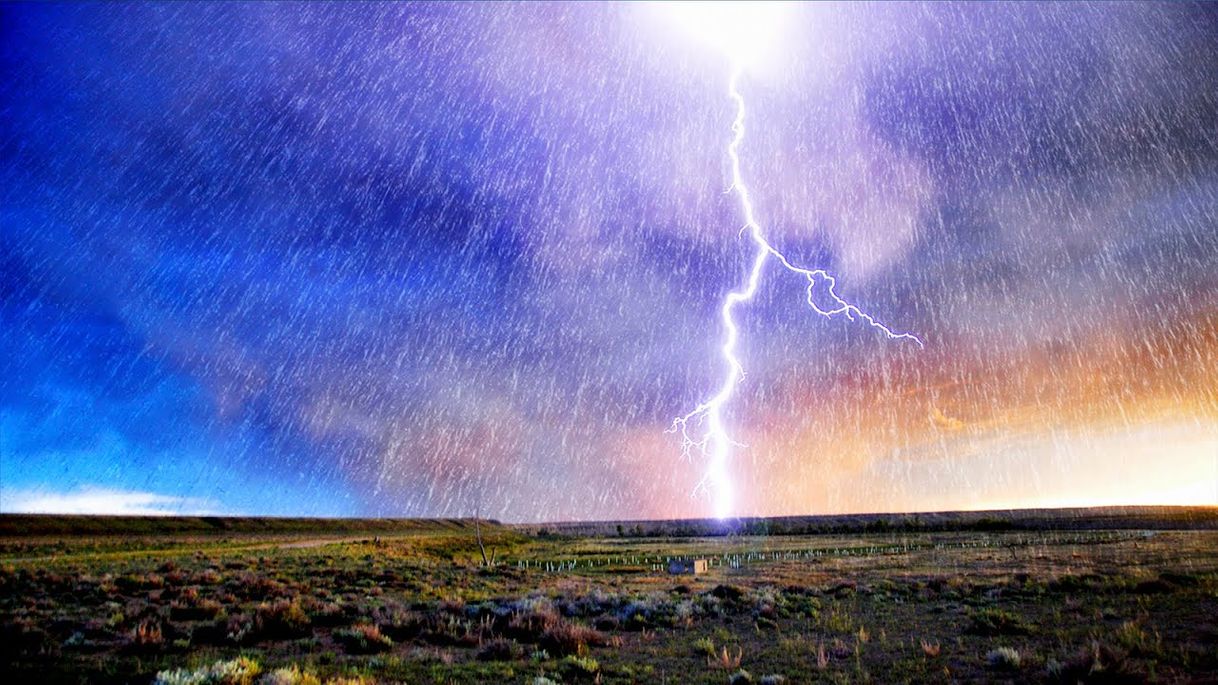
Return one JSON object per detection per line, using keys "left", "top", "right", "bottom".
{"left": 656, "top": 1, "right": 790, "bottom": 66}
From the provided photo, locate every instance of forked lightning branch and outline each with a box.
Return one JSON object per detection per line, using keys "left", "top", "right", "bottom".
{"left": 663, "top": 4, "right": 922, "bottom": 519}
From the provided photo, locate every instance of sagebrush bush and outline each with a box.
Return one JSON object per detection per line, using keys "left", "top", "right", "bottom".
{"left": 260, "top": 665, "right": 322, "bottom": 685}
{"left": 728, "top": 669, "right": 753, "bottom": 685}
{"left": 171, "top": 597, "right": 224, "bottom": 621}
{"left": 476, "top": 636, "right": 522, "bottom": 661}
{"left": 254, "top": 600, "right": 310, "bottom": 640}
{"left": 986, "top": 646, "right": 1021, "bottom": 670}
{"left": 507, "top": 602, "right": 560, "bottom": 642}
{"left": 153, "top": 656, "right": 261, "bottom": 685}
{"left": 334, "top": 624, "right": 393, "bottom": 654}
{"left": 373, "top": 604, "right": 426, "bottom": 641}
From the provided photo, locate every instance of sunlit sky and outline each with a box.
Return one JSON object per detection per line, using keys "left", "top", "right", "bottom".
{"left": 2, "top": 3, "right": 1216, "bottom": 521}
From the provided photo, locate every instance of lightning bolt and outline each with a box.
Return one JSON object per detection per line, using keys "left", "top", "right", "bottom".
{"left": 670, "top": 65, "right": 923, "bottom": 519}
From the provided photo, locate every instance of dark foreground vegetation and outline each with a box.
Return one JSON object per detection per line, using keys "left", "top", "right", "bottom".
{"left": 2, "top": 509, "right": 1217, "bottom": 684}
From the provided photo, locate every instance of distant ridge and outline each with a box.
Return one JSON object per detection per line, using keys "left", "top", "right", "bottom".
{"left": 0, "top": 515, "right": 502, "bottom": 538}
{"left": 1, "top": 506, "right": 1214, "bottom": 539}
{"left": 510, "top": 505, "right": 1218, "bottom": 537}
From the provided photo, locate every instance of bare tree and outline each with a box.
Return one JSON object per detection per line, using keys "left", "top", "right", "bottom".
{"left": 474, "top": 507, "right": 496, "bottom": 567}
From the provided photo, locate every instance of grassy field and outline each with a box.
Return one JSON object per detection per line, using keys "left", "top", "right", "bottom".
{"left": 2, "top": 512, "right": 1217, "bottom": 684}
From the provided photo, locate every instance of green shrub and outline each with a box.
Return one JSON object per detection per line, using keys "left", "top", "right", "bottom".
{"left": 1113, "top": 621, "right": 1161, "bottom": 657}
{"left": 967, "top": 608, "right": 1031, "bottom": 636}
{"left": 694, "top": 636, "right": 717, "bottom": 658}
{"left": 560, "top": 654, "right": 600, "bottom": 677}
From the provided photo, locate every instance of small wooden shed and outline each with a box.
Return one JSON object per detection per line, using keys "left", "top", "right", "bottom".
{"left": 667, "top": 558, "right": 709, "bottom": 575}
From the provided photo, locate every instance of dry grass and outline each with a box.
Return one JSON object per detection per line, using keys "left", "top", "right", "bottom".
{"left": 709, "top": 645, "right": 744, "bottom": 670}
{"left": 919, "top": 639, "right": 941, "bottom": 657}
{"left": 539, "top": 620, "right": 609, "bottom": 656}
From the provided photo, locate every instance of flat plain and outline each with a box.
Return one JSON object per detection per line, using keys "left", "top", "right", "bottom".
{"left": 2, "top": 510, "right": 1217, "bottom": 684}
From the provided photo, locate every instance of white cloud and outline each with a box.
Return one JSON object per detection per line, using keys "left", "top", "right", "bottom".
{"left": 0, "top": 486, "right": 228, "bottom": 516}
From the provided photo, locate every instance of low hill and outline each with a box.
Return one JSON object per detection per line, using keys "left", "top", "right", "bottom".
{"left": 2, "top": 505, "right": 1214, "bottom": 540}
{"left": 511, "top": 505, "right": 1218, "bottom": 537}
{"left": 0, "top": 515, "right": 501, "bottom": 538}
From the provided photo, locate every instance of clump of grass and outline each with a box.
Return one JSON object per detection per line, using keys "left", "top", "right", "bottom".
{"left": 539, "top": 620, "right": 609, "bottom": 656}
{"left": 507, "top": 601, "right": 561, "bottom": 642}
{"left": 334, "top": 624, "right": 393, "bottom": 654}
{"left": 1113, "top": 620, "right": 1161, "bottom": 657}
{"left": 420, "top": 613, "right": 478, "bottom": 647}
{"left": 153, "top": 656, "right": 261, "bottom": 685}
{"left": 920, "top": 639, "right": 941, "bottom": 657}
{"left": 822, "top": 606, "right": 853, "bottom": 633}
{"left": 694, "top": 636, "right": 717, "bottom": 658}
{"left": 116, "top": 572, "right": 165, "bottom": 592}
{"left": 234, "top": 573, "right": 286, "bottom": 600}
{"left": 1047, "top": 641, "right": 1147, "bottom": 684}
{"left": 193, "top": 569, "right": 223, "bottom": 585}
{"left": 224, "top": 613, "right": 254, "bottom": 645}
{"left": 710, "top": 645, "right": 744, "bottom": 671}
{"left": 125, "top": 620, "right": 164, "bottom": 653}
{"left": 260, "top": 665, "right": 322, "bottom": 685}
{"left": 477, "top": 636, "right": 522, "bottom": 661}
{"left": 986, "top": 646, "right": 1021, "bottom": 670}
{"left": 967, "top": 608, "right": 1031, "bottom": 636}
{"left": 815, "top": 641, "right": 829, "bottom": 670}
{"left": 170, "top": 597, "right": 224, "bottom": 621}
{"left": 373, "top": 605, "right": 425, "bottom": 640}
{"left": 559, "top": 654, "right": 600, "bottom": 677}
{"left": 788, "top": 594, "right": 821, "bottom": 619}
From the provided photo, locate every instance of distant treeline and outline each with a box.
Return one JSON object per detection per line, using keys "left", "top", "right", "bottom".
{"left": 0, "top": 515, "right": 503, "bottom": 538}
{"left": 520, "top": 506, "right": 1218, "bottom": 539}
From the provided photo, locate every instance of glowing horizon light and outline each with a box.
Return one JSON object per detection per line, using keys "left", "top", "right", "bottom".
{"left": 656, "top": 1, "right": 790, "bottom": 67}
{"left": 664, "top": 4, "right": 923, "bottom": 519}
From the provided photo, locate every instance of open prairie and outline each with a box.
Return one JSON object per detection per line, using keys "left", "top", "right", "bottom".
{"left": 2, "top": 510, "right": 1217, "bottom": 684}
